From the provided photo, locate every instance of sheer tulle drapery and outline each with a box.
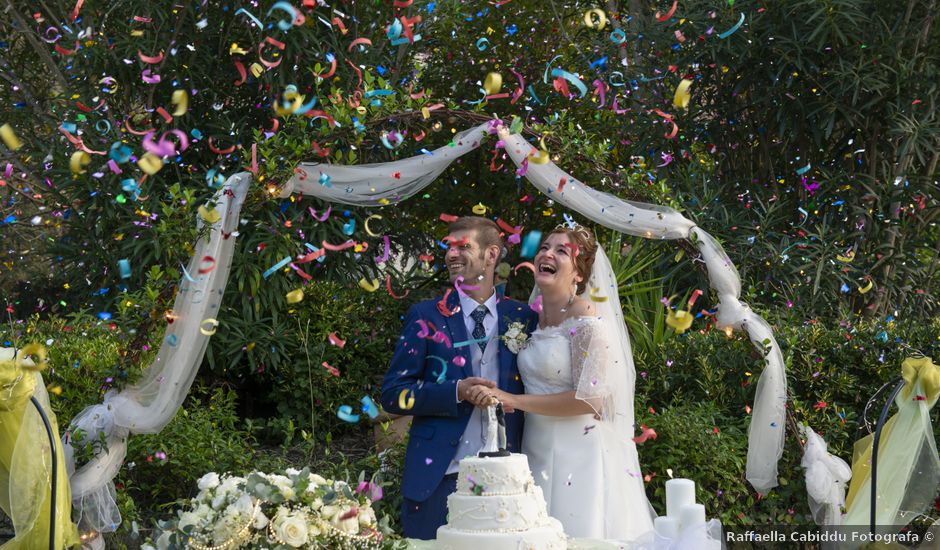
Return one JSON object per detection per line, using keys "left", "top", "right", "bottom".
{"left": 63, "top": 174, "right": 251, "bottom": 532}
{"left": 64, "top": 122, "right": 787, "bottom": 532}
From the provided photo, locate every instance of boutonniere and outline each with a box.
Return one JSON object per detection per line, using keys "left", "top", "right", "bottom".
{"left": 501, "top": 321, "right": 530, "bottom": 354}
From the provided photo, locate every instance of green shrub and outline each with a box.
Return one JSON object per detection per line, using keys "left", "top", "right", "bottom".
{"left": 633, "top": 316, "right": 940, "bottom": 528}
{"left": 118, "top": 386, "right": 257, "bottom": 512}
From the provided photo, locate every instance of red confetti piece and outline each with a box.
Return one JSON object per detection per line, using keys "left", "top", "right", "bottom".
{"left": 322, "top": 362, "right": 340, "bottom": 377}
{"left": 440, "top": 213, "right": 459, "bottom": 223}
{"left": 138, "top": 50, "right": 164, "bottom": 64}
{"left": 328, "top": 332, "right": 346, "bottom": 348}
{"left": 655, "top": 0, "right": 678, "bottom": 22}
{"left": 386, "top": 275, "right": 410, "bottom": 299}
{"left": 633, "top": 424, "right": 657, "bottom": 444}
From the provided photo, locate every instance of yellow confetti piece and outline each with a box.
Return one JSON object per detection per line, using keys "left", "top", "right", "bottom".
{"left": 589, "top": 287, "right": 608, "bottom": 302}
{"left": 137, "top": 152, "right": 163, "bottom": 175}
{"left": 0, "top": 124, "right": 23, "bottom": 151}
{"left": 229, "top": 42, "right": 248, "bottom": 55}
{"left": 472, "top": 203, "right": 487, "bottom": 215}
{"left": 583, "top": 9, "right": 607, "bottom": 30}
{"left": 359, "top": 278, "right": 380, "bottom": 292}
{"left": 250, "top": 63, "right": 265, "bottom": 77}
{"left": 199, "top": 318, "right": 219, "bottom": 336}
{"left": 398, "top": 389, "right": 416, "bottom": 410}
{"left": 364, "top": 215, "right": 383, "bottom": 237}
{"left": 197, "top": 205, "right": 221, "bottom": 224}
{"left": 529, "top": 148, "right": 551, "bottom": 164}
{"left": 70, "top": 151, "right": 91, "bottom": 174}
{"left": 836, "top": 250, "right": 855, "bottom": 263}
{"left": 666, "top": 310, "right": 694, "bottom": 333}
{"left": 673, "top": 78, "right": 693, "bottom": 110}
{"left": 421, "top": 107, "right": 431, "bottom": 120}
{"left": 858, "top": 279, "right": 874, "bottom": 294}
{"left": 171, "top": 89, "right": 189, "bottom": 116}
{"left": 483, "top": 72, "right": 502, "bottom": 95}
{"left": 286, "top": 289, "right": 304, "bottom": 304}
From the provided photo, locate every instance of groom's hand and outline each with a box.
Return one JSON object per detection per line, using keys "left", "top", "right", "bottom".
{"left": 457, "top": 377, "right": 496, "bottom": 407}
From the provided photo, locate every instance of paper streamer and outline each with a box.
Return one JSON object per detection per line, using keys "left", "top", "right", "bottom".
{"left": 719, "top": 13, "right": 746, "bottom": 39}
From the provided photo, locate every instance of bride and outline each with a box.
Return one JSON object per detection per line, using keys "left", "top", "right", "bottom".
{"left": 470, "top": 224, "right": 656, "bottom": 541}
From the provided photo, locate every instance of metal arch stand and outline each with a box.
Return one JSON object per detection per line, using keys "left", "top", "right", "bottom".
{"left": 869, "top": 376, "right": 906, "bottom": 538}
{"left": 30, "top": 395, "right": 58, "bottom": 550}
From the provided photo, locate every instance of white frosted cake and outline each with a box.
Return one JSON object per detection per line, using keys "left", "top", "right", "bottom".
{"left": 436, "top": 453, "right": 567, "bottom": 550}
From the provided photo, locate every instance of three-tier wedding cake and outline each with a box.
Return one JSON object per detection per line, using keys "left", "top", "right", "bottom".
{"left": 435, "top": 452, "right": 567, "bottom": 549}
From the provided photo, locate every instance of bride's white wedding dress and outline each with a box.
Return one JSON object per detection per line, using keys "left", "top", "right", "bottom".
{"left": 518, "top": 315, "right": 655, "bottom": 542}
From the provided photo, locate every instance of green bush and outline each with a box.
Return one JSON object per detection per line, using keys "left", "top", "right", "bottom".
{"left": 633, "top": 316, "right": 940, "bottom": 528}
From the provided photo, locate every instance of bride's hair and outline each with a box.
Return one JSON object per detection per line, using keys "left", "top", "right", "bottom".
{"left": 548, "top": 224, "right": 597, "bottom": 294}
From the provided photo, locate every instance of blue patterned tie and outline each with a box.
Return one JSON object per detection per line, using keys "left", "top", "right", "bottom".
{"left": 470, "top": 305, "right": 488, "bottom": 353}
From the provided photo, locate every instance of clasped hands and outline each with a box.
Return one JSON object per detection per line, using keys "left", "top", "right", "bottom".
{"left": 457, "top": 377, "right": 517, "bottom": 413}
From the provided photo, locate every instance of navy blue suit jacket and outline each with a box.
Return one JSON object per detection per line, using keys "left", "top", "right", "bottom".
{"left": 380, "top": 290, "right": 538, "bottom": 502}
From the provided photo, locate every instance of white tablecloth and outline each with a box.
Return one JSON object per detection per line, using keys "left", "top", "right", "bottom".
{"left": 407, "top": 539, "right": 632, "bottom": 549}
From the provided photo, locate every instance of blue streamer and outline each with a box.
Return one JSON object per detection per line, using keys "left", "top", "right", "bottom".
{"left": 549, "top": 68, "right": 588, "bottom": 98}
{"left": 718, "top": 13, "right": 745, "bottom": 39}
{"left": 234, "top": 8, "right": 263, "bottom": 29}
{"left": 361, "top": 396, "right": 380, "bottom": 419}
{"left": 267, "top": 1, "right": 298, "bottom": 31}
{"left": 262, "top": 256, "right": 293, "bottom": 279}
{"left": 337, "top": 405, "right": 360, "bottom": 423}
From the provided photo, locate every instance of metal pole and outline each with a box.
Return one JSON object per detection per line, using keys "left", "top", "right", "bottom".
{"left": 30, "top": 395, "right": 57, "bottom": 550}
{"left": 870, "top": 377, "right": 906, "bottom": 537}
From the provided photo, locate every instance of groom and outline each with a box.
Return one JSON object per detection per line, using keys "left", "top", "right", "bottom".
{"left": 381, "top": 216, "right": 538, "bottom": 539}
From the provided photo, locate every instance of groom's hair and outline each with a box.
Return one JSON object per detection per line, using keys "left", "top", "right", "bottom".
{"left": 448, "top": 216, "right": 504, "bottom": 260}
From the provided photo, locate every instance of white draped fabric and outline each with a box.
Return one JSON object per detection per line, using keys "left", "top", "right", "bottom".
{"left": 800, "top": 424, "right": 852, "bottom": 526}
{"left": 63, "top": 173, "right": 251, "bottom": 532}
{"left": 64, "top": 121, "right": 787, "bottom": 532}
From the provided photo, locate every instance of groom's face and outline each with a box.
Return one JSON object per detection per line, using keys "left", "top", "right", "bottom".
{"left": 445, "top": 229, "right": 494, "bottom": 284}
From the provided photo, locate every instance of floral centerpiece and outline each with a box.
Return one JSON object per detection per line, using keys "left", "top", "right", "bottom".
{"left": 142, "top": 468, "right": 403, "bottom": 550}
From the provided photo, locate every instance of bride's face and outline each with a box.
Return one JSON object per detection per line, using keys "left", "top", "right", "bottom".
{"left": 534, "top": 232, "right": 582, "bottom": 292}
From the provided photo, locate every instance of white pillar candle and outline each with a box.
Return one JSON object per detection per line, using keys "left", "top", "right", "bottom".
{"left": 653, "top": 516, "right": 679, "bottom": 539}
{"left": 679, "top": 503, "right": 706, "bottom": 531}
{"left": 665, "top": 478, "right": 696, "bottom": 518}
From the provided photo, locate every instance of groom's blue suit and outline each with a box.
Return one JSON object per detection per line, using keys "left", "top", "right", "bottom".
{"left": 381, "top": 290, "right": 538, "bottom": 539}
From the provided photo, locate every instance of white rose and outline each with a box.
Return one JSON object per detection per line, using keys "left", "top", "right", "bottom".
{"left": 253, "top": 510, "right": 269, "bottom": 530}
{"left": 194, "top": 503, "right": 213, "bottom": 521}
{"left": 308, "top": 497, "right": 323, "bottom": 511}
{"left": 274, "top": 512, "right": 309, "bottom": 548}
{"left": 269, "top": 474, "right": 291, "bottom": 486}
{"left": 197, "top": 472, "right": 220, "bottom": 491}
{"left": 331, "top": 505, "right": 360, "bottom": 534}
{"left": 277, "top": 483, "right": 296, "bottom": 501}
{"left": 320, "top": 504, "right": 340, "bottom": 520}
{"left": 234, "top": 494, "right": 254, "bottom": 515}
{"left": 211, "top": 493, "right": 226, "bottom": 510}
{"left": 154, "top": 531, "right": 173, "bottom": 550}
{"left": 308, "top": 473, "right": 328, "bottom": 485}
{"left": 286, "top": 467, "right": 301, "bottom": 476}
{"left": 218, "top": 476, "right": 241, "bottom": 495}
{"left": 178, "top": 511, "right": 200, "bottom": 531}
{"left": 358, "top": 506, "right": 377, "bottom": 528}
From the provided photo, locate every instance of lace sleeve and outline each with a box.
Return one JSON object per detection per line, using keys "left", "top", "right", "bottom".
{"left": 569, "top": 318, "right": 613, "bottom": 418}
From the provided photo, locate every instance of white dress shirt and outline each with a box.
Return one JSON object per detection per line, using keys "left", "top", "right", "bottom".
{"left": 447, "top": 289, "right": 499, "bottom": 474}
